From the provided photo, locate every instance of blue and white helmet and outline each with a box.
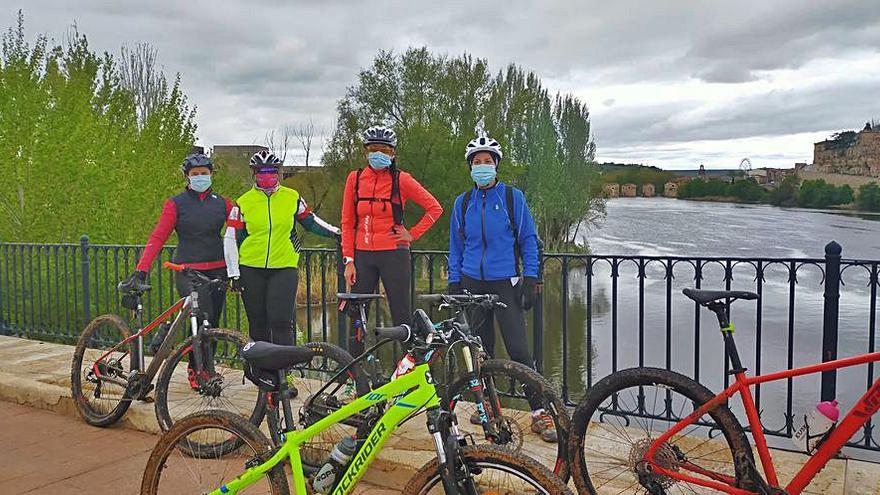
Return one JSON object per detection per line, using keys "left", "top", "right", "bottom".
{"left": 362, "top": 125, "right": 397, "bottom": 148}
{"left": 465, "top": 118, "right": 502, "bottom": 164}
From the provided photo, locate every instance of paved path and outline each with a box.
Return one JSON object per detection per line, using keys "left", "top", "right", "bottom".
{"left": 0, "top": 401, "right": 396, "bottom": 494}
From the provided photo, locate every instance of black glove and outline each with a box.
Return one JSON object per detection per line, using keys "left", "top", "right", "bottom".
{"left": 448, "top": 282, "right": 462, "bottom": 295}
{"left": 230, "top": 277, "right": 245, "bottom": 293}
{"left": 522, "top": 277, "right": 541, "bottom": 310}
{"left": 134, "top": 270, "right": 148, "bottom": 283}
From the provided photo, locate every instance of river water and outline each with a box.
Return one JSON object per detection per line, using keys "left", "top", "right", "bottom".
{"left": 537, "top": 197, "right": 880, "bottom": 451}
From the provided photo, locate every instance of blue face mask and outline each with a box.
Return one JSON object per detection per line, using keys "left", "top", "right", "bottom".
{"left": 470, "top": 164, "right": 497, "bottom": 187}
{"left": 367, "top": 151, "right": 393, "bottom": 170}
{"left": 188, "top": 175, "right": 212, "bottom": 193}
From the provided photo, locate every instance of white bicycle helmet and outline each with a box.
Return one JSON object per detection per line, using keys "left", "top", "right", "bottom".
{"left": 362, "top": 125, "right": 397, "bottom": 148}
{"left": 464, "top": 118, "right": 502, "bottom": 164}
{"left": 249, "top": 149, "right": 282, "bottom": 169}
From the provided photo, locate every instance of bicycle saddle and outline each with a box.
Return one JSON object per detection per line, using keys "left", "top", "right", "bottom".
{"left": 241, "top": 341, "right": 315, "bottom": 371}
{"left": 336, "top": 293, "right": 383, "bottom": 302}
{"left": 682, "top": 288, "right": 758, "bottom": 305}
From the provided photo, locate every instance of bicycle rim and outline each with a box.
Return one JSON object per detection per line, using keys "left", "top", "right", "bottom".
{"left": 70, "top": 314, "right": 133, "bottom": 426}
{"left": 141, "top": 410, "right": 287, "bottom": 494}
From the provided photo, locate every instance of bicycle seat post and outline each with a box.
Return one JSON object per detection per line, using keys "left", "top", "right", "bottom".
{"left": 276, "top": 369, "right": 295, "bottom": 433}
{"left": 707, "top": 301, "right": 747, "bottom": 375}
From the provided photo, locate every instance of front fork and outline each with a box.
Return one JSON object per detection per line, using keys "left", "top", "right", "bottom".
{"left": 461, "top": 345, "right": 504, "bottom": 443}
{"left": 427, "top": 407, "right": 476, "bottom": 495}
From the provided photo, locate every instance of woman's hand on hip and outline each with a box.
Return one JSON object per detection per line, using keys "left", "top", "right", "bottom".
{"left": 389, "top": 226, "right": 414, "bottom": 243}
{"left": 344, "top": 263, "right": 357, "bottom": 286}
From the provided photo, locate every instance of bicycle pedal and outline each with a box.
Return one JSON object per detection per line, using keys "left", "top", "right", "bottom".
{"left": 140, "top": 396, "right": 155, "bottom": 403}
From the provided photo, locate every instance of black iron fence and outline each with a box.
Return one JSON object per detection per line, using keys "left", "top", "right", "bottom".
{"left": 1, "top": 237, "right": 879, "bottom": 454}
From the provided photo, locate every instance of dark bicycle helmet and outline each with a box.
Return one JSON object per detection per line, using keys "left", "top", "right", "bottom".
{"left": 362, "top": 125, "right": 397, "bottom": 148}
{"left": 181, "top": 153, "right": 214, "bottom": 173}
{"left": 249, "top": 149, "right": 282, "bottom": 169}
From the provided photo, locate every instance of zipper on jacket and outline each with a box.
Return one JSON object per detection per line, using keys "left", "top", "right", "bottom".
{"left": 264, "top": 194, "right": 272, "bottom": 268}
{"left": 480, "top": 190, "right": 487, "bottom": 280}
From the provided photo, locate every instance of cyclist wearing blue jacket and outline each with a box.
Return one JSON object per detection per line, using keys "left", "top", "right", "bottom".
{"left": 447, "top": 123, "right": 554, "bottom": 443}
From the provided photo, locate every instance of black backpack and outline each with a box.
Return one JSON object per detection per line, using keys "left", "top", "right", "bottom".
{"left": 352, "top": 167, "right": 404, "bottom": 232}
{"left": 458, "top": 185, "right": 522, "bottom": 275}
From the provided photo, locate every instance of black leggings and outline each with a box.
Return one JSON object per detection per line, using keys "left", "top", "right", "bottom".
{"left": 240, "top": 266, "right": 298, "bottom": 345}
{"left": 348, "top": 248, "right": 411, "bottom": 356}
{"left": 461, "top": 275, "right": 533, "bottom": 367}
{"left": 174, "top": 267, "right": 228, "bottom": 328}
{"left": 461, "top": 275, "right": 541, "bottom": 410}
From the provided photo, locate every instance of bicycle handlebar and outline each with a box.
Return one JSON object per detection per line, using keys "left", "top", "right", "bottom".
{"left": 375, "top": 324, "right": 412, "bottom": 343}
{"left": 419, "top": 293, "right": 505, "bottom": 309}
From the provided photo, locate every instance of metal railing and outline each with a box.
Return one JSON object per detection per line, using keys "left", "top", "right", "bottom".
{"left": 1, "top": 237, "right": 879, "bottom": 453}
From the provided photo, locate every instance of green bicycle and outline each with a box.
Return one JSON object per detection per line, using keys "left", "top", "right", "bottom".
{"left": 140, "top": 309, "right": 571, "bottom": 494}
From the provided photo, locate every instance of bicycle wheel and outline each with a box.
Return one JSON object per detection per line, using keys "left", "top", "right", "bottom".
{"left": 70, "top": 314, "right": 134, "bottom": 426}
{"left": 445, "top": 359, "right": 570, "bottom": 482}
{"left": 155, "top": 328, "right": 265, "bottom": 452}
{"left": 293, "top": 341, "right": 370, "bottom": 470}
{"left": 403, "top": 444, "right": 573, "bottom": 494}
{"left": 141, "top": 409, "right": 288, "bottom": 494}
{"left": 568, "top": 367, "right": 754, "bottom": 495}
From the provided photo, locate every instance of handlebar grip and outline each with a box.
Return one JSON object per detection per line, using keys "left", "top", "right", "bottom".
{"left": 163, "top": 261, "right": 186, "bottom": 272}
{"left": 418, "top": 294, "right": 445, "bottom": 304}
{"left": 375, "top": 324, "right": 412, "bottom": 343}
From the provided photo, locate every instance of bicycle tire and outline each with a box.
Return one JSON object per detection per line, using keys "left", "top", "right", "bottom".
{"left": 70, "top": 314, "right": 134, "bottom": 427}
{"left": 154, "top": 328, "right": 265, "bottom": 456}
{"left": 445, "top": 358, "right": 571, "bottom": 482}
{"left": 403, "top": 444, "right": 573, "bottom": 494}
{"left": 141, "top": 409, "right": 288, "bottom": 494}
{"left": 568, "top": 367, "right": 754, "bottom": 495}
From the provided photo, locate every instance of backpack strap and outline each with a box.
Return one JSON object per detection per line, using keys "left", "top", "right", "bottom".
{"left": 352, "top": 168, "right": 364, "bottom": 232}
{"left": 458, "top": 189, "right": 474, "bottom": 241}
{"left": 390, "top": 168, "right": 404, "bottom": 226}
{"left": 506, "top": 185, "right": 522, "bottom": 276}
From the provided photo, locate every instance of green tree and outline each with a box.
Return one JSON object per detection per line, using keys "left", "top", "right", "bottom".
{"left": 320, "top": 48, "right": 603, "bottom": 251}
{"left": 857, "top": 183, "right": 880, "bottom": 211}
{"left": 0, "top": 12, "right": 196, "bottom": 243}
{"left": 768, "top": 175, "right": 800, "bottom": 207}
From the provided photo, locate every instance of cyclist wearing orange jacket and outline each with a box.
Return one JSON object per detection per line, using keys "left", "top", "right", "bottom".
{"left": 340, "top": 125, "right": 442, "bottom": 355}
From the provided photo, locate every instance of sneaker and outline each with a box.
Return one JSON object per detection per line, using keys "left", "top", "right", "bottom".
{"left": 531, "top": 412, "right": 558, "bottom": 443}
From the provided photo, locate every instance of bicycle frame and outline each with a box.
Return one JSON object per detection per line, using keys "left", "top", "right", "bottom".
{"left": 210, "top": 362, "right": 441, "bottom": 495}
{"left": 90, "top": 295, "right": 203, "bottom": 394}
{"left": 646, "top": 350, "right": 880, "bottom": 494}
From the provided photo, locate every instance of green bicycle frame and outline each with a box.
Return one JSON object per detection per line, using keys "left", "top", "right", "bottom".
{"left": 210, "top": 362, "right": 441, "bottom": 495}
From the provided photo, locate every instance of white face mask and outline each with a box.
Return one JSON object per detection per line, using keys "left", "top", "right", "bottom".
{"left": 189, "top": 175, "right": 212, "bottom": 192}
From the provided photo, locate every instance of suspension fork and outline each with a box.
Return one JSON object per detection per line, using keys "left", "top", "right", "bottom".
{"left": 130, "top": 299, "right": 146, "bottom": 373}
{"left": 462, "top": 343, "right": 502, "bottom": 442}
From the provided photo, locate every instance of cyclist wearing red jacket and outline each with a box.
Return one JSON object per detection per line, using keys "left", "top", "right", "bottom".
{"left": 132, "top": 153, "right": 232, "bottom": 328}
{"left": 340, "top": 125, "right": 442, "bottom": 355}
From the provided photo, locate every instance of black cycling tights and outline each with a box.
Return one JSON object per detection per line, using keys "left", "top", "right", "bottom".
{"left": 175, "top": 267, "right": 228, "bottom": 328}
{"left": 348, "top": 248, "right": 412, "bottom": 356}
{"left": 240, "top": 266, "right": 298, "bottom": 346}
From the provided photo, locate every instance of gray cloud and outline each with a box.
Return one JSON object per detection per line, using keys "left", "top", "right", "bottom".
{"left": 7, "top": 0, "right": 880, "bottom": 168}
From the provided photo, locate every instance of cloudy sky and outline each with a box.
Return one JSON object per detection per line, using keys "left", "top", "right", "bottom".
{"left": 9, "top": 0, "right": 880, "bottom": 169}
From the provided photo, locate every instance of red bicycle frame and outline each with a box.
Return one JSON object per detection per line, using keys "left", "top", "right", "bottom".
{"left": 646, "top": 350, "right": 880, "bottom": 494}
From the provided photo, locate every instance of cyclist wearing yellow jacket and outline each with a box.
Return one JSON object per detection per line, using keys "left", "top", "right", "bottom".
{"left": 224, "top": 150, "right": 339, "bottom": 345}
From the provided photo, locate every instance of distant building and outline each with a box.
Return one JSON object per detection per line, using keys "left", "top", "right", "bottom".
{"left": 621, "top": 183, "right": 637, "bottom": 197}
{"left": 641, "top": 183, "right": 656, "bottom": 197}
{"left": 664, "top": 181, "right": 679, "bottom": 198}
{"left": 212, "top": 145, "right": 269, "bottom": 174}
{"left": 603, "top": 183, "right": 620, "bottom": 198}
{"left": 747, "top": 169, "right": 768, "bottom": 185}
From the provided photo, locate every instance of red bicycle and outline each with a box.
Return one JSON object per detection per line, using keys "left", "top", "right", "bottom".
{"left": 569, "top": 287, "right": 880, "bottom": 495}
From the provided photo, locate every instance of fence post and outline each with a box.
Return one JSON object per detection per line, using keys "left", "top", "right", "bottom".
{"left": 821, "top": 240, "right": 841, "bottom": 402}
{"left": 80, "top": 235, "right": 91, "bottom": 325}
{"left": 533, "top": 242, "right": 545, "bottom": 373}
{"left": 336, "top": 242, "right": 347, "bottom": 348}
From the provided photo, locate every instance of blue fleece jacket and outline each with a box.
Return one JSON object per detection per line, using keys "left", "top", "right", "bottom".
{"left": 448, "top": 182, "right": 539, "bottom": 282}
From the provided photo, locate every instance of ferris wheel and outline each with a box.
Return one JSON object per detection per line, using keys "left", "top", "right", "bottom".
{"left": 739, "top": 158, "right": 753, "bottom": 174}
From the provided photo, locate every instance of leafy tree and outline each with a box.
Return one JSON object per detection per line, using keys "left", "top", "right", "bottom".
{"left": 318, "top": 48, "right": 603, "bottom": 251}
{"left": 768, "top": 175, "right": 800, "bottom": 207}
{"left": 857, "top": 183, "right": 880, "bottom": 211}
{"left": 0, "top": 12, "right": 196, "bottom": 243}
{"left": 796, "top": 179, "right": 854, "bottom": 208}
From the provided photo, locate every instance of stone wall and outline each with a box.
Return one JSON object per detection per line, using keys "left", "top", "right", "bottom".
{"left": 814, "top": 130, "right": 880, "bottom": 177}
